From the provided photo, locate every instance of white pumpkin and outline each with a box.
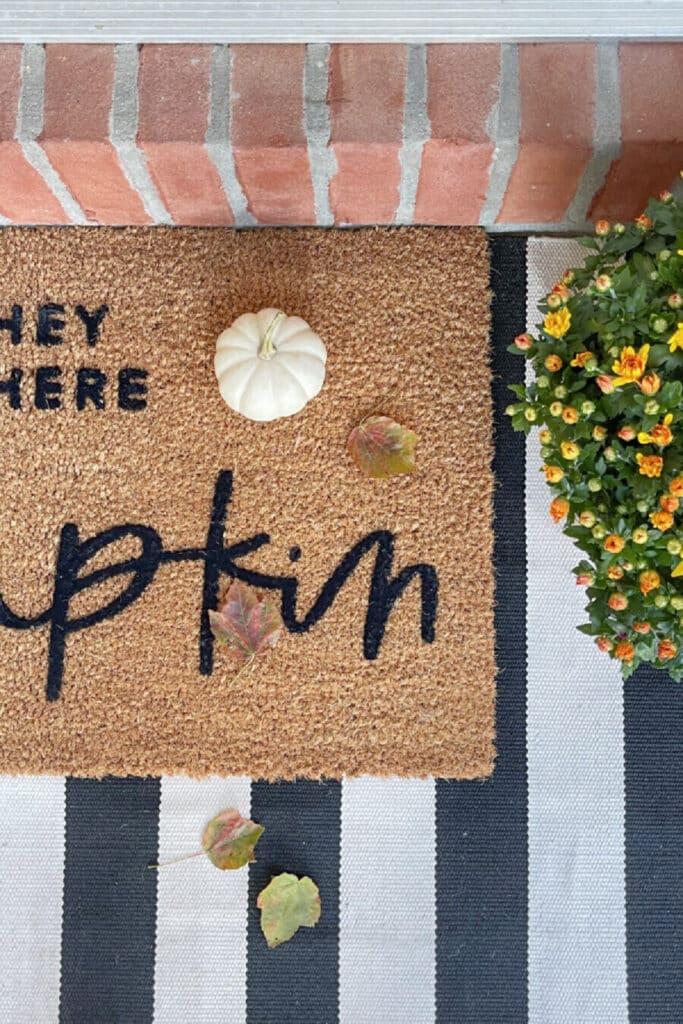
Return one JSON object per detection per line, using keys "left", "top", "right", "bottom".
{"left": 214, "top": 308, "right": 327, "bottom": 422}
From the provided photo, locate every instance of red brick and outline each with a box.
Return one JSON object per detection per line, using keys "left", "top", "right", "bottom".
{"left": 328, "top": 44, "right": 406, "bottom": 224}
{"left": 590, "top": 44, "right": 683, "bottom": 220}
{"left": 0, "top": 44, "right": 22, "bottom": 140}
{"left": 415, "top": 45, "right": 500, "bottom": 224}
{"left": 498, "top": 44, "right": 595, "bottom": 223}
{"left": 138, "top": 45, "right": 233, "bottom": 224}
{"left": 0, "top": 45, "right": 68, "bottom": 223}
{"left": 0, "top": 141, "right": 69, "bottom": 223}
{"left": 40, "top": 45, "right": 149, "bottom": 224}
{"left": 230, "top": 44, "right": 314, "bottom": 223}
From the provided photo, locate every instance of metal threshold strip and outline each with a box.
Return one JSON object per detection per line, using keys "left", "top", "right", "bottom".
{"left": 0, "top": 0, "right": 681, "bottom": 42}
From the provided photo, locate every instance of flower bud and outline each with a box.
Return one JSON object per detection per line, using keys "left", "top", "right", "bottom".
{"left": 597, "top": 636, "right": 613, "bottom": 652}
{"left": 553, "top": 385, "right": 568, "bottom": 399}
{"left": 654, "top": 594, "right": 669, "bottom": 609}
{"left": 595, "top": 219, "right": 610, "bottom": 237}
{"left": 581, "top": 400, "right": 596, "bottom": 416}
{"left": 561, "top": 269, "right": 575, "bottom": 285}
{"left": 618, "top": 426, "right": 636, "bottom": 441}
{"left": 608, "top": 346, "right": 620, "bottom": 358}
{"left": 592, "top": 523, "right": 607, "bottom": 539}
{"left": 597, "top": 375, "right": 615, "bottom": 394}
{"left": 667, "top": 538, "right": 682, "bottom": 555}
{"left": 668, "top": 293, "right": 683, "bottom": 309}
{"left": 595, "top": 274, "right": 612, "bottom": 292}
{"left": 604, "top": 446, "right": 617, "bottom": 462}
{"left": 613, "top": 223, "right": 626, "bottom": 235}
{"left": 659, "top": 189, "right": 673, "bottom": 203}
{"left": 623, "top": 561, "right": 633, "bottom": 571}
{"left": 546, "top": 292, "right": 563, "bottom": 310}
{"left": 616, "top": 505, "right": 628, "bottom": 516}
{"left": 636, "top": 213, "right": 652, "bottom": 231}
{"left": 632, "top": 527, "right": 649, "bottom": 545}
{"left": 524, "top": 407, "right": 538, "bottom": 422}
{"left": 652, "top": 317, "right": 668, "bottom": 334}
{"left": 636, "top": 499, "right": 650, "bottom": 515}
{"left": 640, "top": 373, "right": 661, "bottom": 395}
{"left": 588, "top": 478, "right": 602, "bottom": 492}
{"left": 593, "top": 426, "right": 607, "bottom": 441}
{"left": 671, "top": 595, "right": 683, "bottom": 611}
{"left": 657, "top": 249, "right": 672, "bottom": 262}
{"left": 536, "top": 375, "right": 550, "bottom": 388}
{"left": 644, "top": 400, "right": 660, "bottom": 416}
{"left": 576, "top": 572, "right": 594, "bottom": 586}
{"left": 514, "top": 332, "right": 534, "bottom": 349}
{"left": 539, "top": 428, "right": 552, "bottom": 444}
{"left": 505, "top": 404, "right": 519, "bottom": 416}
{"left": 549, "top": 401, "right": 563, "bottom": 417}
{"left": 579, "top": 510, "right": 596, "bottom": 527}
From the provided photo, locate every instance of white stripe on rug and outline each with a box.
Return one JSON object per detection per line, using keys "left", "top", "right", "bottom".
{"left": 0, "top": 776, "right": 65, "bottom": 1024}
{"left": 153, "top": 776, "right": 251, "bottom": 1024}
{"left": 338, "top": 776, "right": 436, "bottom": 1024}
{"left": 526, "top": 238, "right": 628, "bottom": 1024}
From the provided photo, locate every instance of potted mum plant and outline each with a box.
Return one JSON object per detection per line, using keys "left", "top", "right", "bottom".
{"left": 508, "top": 185, "right": 683, "bottom": 680}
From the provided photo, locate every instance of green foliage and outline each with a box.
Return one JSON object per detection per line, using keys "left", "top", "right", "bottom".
{"left": 508, "top": 188, "right": 683, "bottom": 681}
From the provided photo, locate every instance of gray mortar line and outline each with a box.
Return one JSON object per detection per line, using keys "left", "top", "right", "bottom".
{"left": 111, "top": 43, "right": 172, "bottom": 224}
{"left": 565, "top": 41, "right": 621, "bottom": 229}
{"left": 17, "top": 43, "right": 88, "bottom": 224}
{"left": 480, "top": 43, "right": 521, "bottom": 227}
{"left": 397, "top": 44, "right": 430, "bottom": 225}
{"left": 206, "top": 45, "right": 256, "bottom": 228}
{"left": 304, "top": 42, "right": 335, "bottom": 226}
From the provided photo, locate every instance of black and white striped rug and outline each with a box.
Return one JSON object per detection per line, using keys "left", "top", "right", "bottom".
{"left": 1, "top": 237, "right": 680, "bottom": 1024}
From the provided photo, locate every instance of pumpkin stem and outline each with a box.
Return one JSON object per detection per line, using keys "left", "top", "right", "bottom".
{"left": 258, "top": 311, "right": 286, "bottom": 360}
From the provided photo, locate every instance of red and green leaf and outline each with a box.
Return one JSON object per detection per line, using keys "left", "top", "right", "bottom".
{"left": 201, "top": 807, "right": 265, "bottom": 870}
{"left": 347, "top": 415, "right": 419, "bottom": 478}
{"left": 209, "top": 580, "right": 283, "bottom": 667}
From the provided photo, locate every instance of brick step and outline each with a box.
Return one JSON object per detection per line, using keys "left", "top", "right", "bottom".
{"left": 0, "top": 42, "right": 679, "bottom": 228}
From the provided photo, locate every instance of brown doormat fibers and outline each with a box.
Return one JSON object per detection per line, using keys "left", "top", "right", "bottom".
{"left": 0, "top": 226, "right": 495, "bottom": 779}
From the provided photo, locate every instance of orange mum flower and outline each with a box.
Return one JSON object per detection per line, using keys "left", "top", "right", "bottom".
{"left": 604, "top": 534, "right": 625, "bottom": 554}
{"left": 669, "top": 476, "right": 683, "bottom": 497}
{"left": 597, "top": 636, "right": 613, "bottom": 652}
{"left": 658, "top": 639, "right": 677, "bottom": 660}
{"left": 550, "top": 497, "right": 570, "bottom": 523}
{"left": 636, "top": 453, "right": 663, "bottom": 478}
{"left": 570, "top": 351, "right": 593, "bottom": 368}
{"left": 544, "top": 354, "right": 564, "bottom": 372}
{"left": 660, "top": 495, "right": 680, "bottom": 513}
{"left": 562, "top": 407, "right": 579, "bottom": 424}
{"left": 612, "top": 344, "right": 650, "bottom": 386}
{"left": 614, "top": 641, "right": 635, "bottom": 663}
{"left": 638, "top": 414, "right": 674, "bottom": 447}
{"left": 607, "top": 565, "right": 624, "bottom": 580}
{"left": 650, "top": 510, "right": 674, "bottom": 531}
{"left": 633, "top": 621, "right": 651, "bottom": 634}
{"left": 618, "top": 426, "right": 636, "bottom": 441}
{"left": 639, "top": 570, "right": 661, "bottom": 595}
{"left": 608, "top": 593, "right": 628, "bottom": 611}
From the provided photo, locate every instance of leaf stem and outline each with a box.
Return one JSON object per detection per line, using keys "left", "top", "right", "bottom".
{"left": 148, "top": 849, "right": 206, "bottom": 870}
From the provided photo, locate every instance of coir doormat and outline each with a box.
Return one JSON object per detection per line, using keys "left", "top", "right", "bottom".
{"left": 0, "top": 226, "right": 494, "bottom": 779}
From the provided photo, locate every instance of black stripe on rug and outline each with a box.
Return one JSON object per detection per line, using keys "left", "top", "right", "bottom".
{"left": 435, "top": 234, "right": 529, "bottom": 1022}
{"left": 625, "top": 667, "right": 682, "bottom": 1023}
{"left": 246, "top": 780, "right": 341, "bottom": 1024}
{"left": 58, "top": 777, "right": 160, "bottom": 1024}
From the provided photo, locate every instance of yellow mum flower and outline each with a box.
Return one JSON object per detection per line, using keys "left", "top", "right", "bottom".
{"left": 638, "top": 413, "right": 674, "bottom": 447}
{"left": 667, "top": 322, "right": 683, "bottom": 353}
{"left": 612, "top": 344, "right": 650, "bottom": 386}
{"left": 543, "top": 465, "right": 564, "bottom": 483}
{"left": 570, "top": 351, "right": 593, "bottom": 368}
{"left": 561, "top": 441, "right": 580, "bottom": 461}
{"left": 543, "top": 307, "right": 571, "bottom": 339}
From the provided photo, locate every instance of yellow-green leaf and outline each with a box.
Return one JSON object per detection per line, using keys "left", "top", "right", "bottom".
{"left": 347, "top": 415, "right": 419, "bottom": 478}
{"left": 201, "top": 808, "right": 265, "bottom": 870}
{"left": 257, "top": 873, "right": 321, "bottom": 948}
{"left": 672, "top": 560, "right": 683, "bottom": 578}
